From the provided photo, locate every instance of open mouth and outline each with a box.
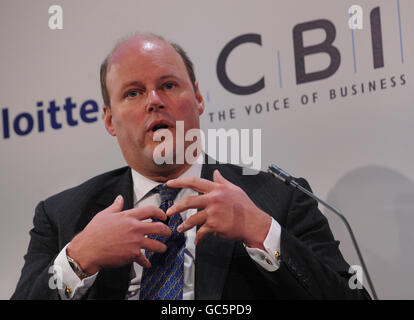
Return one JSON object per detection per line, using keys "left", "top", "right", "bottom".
{"left": 148, "top": 119, "right": 174, "bottom": 134}
{"left": 151, "top": 123, "right": 170, "bottom": 132}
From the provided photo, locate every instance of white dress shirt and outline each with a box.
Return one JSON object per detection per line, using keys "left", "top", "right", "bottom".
{"left": 54, "top": 161, "right": 282, "bottom": 300}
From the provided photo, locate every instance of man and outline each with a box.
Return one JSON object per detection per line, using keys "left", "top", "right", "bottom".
{"left": 12, "top": 34, "right": 370, "bottom": 300}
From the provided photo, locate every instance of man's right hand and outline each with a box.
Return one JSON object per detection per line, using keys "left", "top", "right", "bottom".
{"left": 66, "top": 195, "right": 171, "bottom": 275}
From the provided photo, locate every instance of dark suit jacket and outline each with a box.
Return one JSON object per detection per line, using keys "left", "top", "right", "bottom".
{"left": 11, "top": 161, "right": 370, "bottom": 299}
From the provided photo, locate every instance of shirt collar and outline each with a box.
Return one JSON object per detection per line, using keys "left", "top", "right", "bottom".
{"left": 131, "top": 159, "right": 202, "bottom": 205}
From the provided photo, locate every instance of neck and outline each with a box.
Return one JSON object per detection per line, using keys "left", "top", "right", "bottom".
{"left": 133, "top": 162, "right": 193, "bottom": 182}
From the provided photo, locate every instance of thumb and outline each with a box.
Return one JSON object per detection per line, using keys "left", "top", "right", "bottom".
{"left": 105, "top": 195, "right": 124, "bottom": 213}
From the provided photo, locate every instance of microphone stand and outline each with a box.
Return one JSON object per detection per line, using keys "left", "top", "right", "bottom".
{"left": 268, "top": 164, "right": 378, "bottom": 300}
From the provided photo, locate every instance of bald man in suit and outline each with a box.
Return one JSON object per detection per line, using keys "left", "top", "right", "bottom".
{"left": 12, "top": 34, "right": 370, "bottom": 300}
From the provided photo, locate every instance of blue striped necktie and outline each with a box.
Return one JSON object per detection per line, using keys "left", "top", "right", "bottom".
{"left": 139, "top": 184, "right": 184, "bottom": 300}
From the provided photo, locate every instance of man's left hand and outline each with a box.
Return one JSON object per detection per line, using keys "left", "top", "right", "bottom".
{"left": 166, "top": 169, "right": 272, "bottom": 249}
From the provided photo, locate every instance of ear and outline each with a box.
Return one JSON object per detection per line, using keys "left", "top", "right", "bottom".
{"left": 194, "top": 81, "right": 205, "bottom": 115}
{"left": 103, "top": 105, "right": 116, "bottom": 136}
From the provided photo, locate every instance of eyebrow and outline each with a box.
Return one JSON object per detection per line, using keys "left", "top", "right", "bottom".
{"left": 120, "top": 75, "right": 180, "bottom": 91}
{"left": 160, "top": 74, "right": 180, "bottom": 81}
{"left": 159, "top": 74, "right": 180, "bottom": 81}
{"left": 120, "top": 81, "right": 144, "bottom": 91}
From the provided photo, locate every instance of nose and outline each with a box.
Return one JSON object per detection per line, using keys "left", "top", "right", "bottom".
{"left": 146, "top": 89, "right": 165, "bottom": 112}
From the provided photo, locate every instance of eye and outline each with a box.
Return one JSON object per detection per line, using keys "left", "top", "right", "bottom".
{"left": 127, "top": 90, "right": 139, "bottom": 98}
{"left": 163, "top": 82, "right": 176, "bottom": 90}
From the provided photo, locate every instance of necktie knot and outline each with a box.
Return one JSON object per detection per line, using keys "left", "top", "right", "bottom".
{"left": 154, "top": 184, "right": 181, "bottom": 213}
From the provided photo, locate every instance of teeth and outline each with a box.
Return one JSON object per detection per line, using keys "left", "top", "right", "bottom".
{"left": 152, "top": 124, "right": 169, "bottom": 132}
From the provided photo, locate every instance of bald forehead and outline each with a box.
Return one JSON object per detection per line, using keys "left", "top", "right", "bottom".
{"left": 108, "top": 35, "right": 179, "bottom": 70}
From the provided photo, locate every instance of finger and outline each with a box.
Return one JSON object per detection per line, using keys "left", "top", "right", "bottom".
{"left": 194, "top": 225, "right": 214, "bottom": 245}
{"left": 177, "top": 210, "right": 207, "bottom": 233}
{"left": 142, "top": 221, "right": 172, "bottom": 238}
{"left": 213, "top": 169, "right": 230, "bottom": 184}
{"left": 167, "top": 177, "right": 216, "bottom": 193}
{"left": 124, "top": 205, "right": 167, "bottom": 221}
{"left": 104, "top": 195, "right": 124, "bottom": 214}
{"left": 134, "top": 251, "right": 151, "bottom": 269}
{"left": 166, "top": 194, "right": 208, "bottom": 216}
{"left": 135, "top": 238, "right": 168, "bottom": 268}
{"left": 141, "top": 237, "right": 168, "bottom": 254}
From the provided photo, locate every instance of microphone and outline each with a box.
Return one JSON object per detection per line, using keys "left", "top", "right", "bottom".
{"left": 268, "top": 164, "right": 378, "bottom": 300}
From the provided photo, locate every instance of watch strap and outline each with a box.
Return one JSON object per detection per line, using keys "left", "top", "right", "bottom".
{"left": 67, "top": 255, "right": 91, "bottom": 280}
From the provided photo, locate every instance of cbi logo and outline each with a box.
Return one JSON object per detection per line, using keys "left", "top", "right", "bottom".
{"left": 216, "top": 6, "right": 391, "bottom": 95}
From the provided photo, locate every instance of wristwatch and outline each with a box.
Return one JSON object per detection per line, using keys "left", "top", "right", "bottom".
{"left": 67, "top": 255, "right": 91, "bottom": 280}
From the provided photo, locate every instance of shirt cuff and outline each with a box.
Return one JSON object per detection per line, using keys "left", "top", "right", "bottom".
{"left": 244, "top": 218, "right": 281, "bottom": 272}
{"left": 53, "top": 243, "right": 98, "bottom": 300}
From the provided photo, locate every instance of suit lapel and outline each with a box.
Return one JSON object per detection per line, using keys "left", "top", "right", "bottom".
{"left": 195, "top": 158, "right": 236, "bottom": 299}
{"left": 95, "top": 167, "right": 134, "bottom": 211}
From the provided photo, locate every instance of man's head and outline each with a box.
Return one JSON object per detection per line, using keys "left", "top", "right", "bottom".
{"left": 101, "top": 34, "right": 205, "bottom": 181}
